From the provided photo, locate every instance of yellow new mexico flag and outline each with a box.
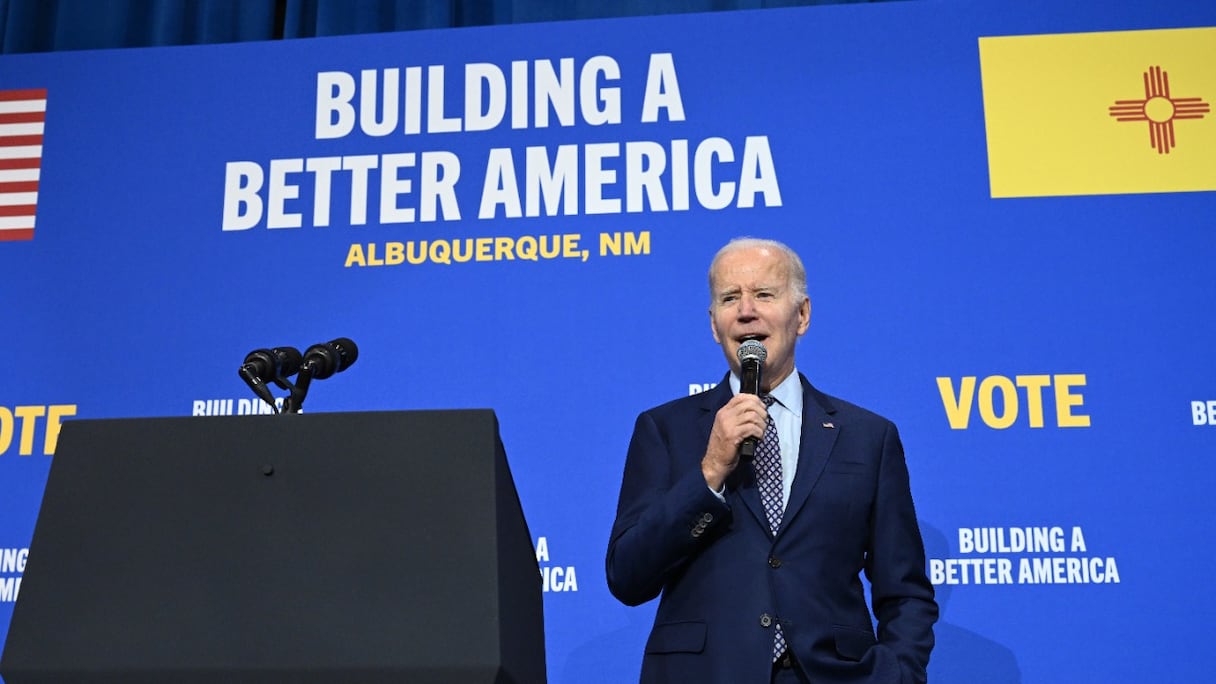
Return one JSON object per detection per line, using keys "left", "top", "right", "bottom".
{"left": 979, "top": 27, "right": 1216, "bottom": 198}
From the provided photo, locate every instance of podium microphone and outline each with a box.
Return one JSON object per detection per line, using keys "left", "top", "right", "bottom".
{"left": 238, "top": 347, "right": 302, "bottom": 411}
{"left": 737, "top": 339, "right": 767, "bottom": 459}
{"left": 279, "top": 338, "right": 359, "bottom": 414}
{"left": 300, "top": 337, "right": 359, "bottom": 379}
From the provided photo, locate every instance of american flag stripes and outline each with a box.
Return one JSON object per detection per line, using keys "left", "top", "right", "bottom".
{"left": 0, "top": 89, "right": 47, "bottom": 242}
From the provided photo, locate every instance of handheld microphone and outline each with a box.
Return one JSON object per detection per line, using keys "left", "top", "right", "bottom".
{"left": 239, "top": 347, "right": 303, "bottom": 410}
{"left": 300, "top": 337, "right": 359, "bottom": 379}
{"left": 736, "top": 339, "right": 767, "bottom": 458}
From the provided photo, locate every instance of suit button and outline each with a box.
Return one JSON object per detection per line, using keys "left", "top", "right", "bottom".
{"left": 768, "top": 557, "right": 782, "bottom": 568}
{"left": 701, "top": 512, "right": 714, "bottom": 524}
{"left": 760, "top": 613, "right": 772, "bottom": 628}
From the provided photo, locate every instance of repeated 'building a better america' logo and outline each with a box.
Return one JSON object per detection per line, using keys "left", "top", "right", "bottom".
{"left": 0, "top": 88, "right": 46, "bottom": 242}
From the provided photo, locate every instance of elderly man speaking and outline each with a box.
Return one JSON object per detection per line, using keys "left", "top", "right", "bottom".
{"left": 607, "top": 237, "right": 937, "bottom": 684}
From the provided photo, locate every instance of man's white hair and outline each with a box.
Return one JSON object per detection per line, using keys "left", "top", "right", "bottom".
{"left": 707, "top": 237, "right": 808, "bottom": 304}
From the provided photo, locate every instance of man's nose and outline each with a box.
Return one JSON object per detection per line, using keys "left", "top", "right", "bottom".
{"left": 736, "top": 294, "right": 758, "bottom": 318}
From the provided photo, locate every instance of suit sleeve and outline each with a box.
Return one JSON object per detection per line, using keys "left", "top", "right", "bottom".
{"left": 605, "top": 410, "right": 731, "bottom": 606}
{"left": 864, "top": 421, "right": 938, "bottom": 684}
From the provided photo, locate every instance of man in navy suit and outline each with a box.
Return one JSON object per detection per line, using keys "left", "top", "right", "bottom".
{"left": 606, "top": 238, "right": 937, "bottom": 683}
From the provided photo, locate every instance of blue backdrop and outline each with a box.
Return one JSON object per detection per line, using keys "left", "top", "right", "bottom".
{"left": 2, "top": 1, "right": 1214, "bottom": 681}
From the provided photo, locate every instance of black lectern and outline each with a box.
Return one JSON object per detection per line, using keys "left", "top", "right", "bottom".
{"left": 0, "top": 410, "right": 545, "bottom": 683}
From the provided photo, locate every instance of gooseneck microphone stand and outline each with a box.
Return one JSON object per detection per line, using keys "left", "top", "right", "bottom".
{"left": 278, "top": 365, "right": 314, "bottom": 415}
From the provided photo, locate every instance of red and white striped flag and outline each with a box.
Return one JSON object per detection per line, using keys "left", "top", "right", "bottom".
{"left": 0, "top": 88, "right": 46, "bottom": 242}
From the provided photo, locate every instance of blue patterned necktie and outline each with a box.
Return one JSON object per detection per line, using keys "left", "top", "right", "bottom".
{"left": 756, "top": 395, "right": 788, "bottom": 661}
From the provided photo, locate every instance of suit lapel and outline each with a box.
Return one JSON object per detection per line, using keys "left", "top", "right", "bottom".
{"left": 776, "top": 375, "right": 839, "bottom": 538}
{"left": 696, "top": 380, "right": 730, "bottom": 448}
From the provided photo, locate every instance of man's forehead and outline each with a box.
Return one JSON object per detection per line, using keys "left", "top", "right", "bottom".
{"left": 712, "top": 255, "right": 789, "bottom": 289}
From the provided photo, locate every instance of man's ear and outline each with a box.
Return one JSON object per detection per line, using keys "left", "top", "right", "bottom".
{"left": 797, "top": 297, "right": 811, "bottom": 335}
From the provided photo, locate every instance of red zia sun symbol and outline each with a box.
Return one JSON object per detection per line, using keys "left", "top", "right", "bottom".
{"left": 1109, "top": 65, "right": 1210, "bottom": 154}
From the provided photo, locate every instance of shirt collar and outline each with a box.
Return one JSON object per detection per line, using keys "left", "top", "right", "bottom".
{"left": 728, "top": 368, "right": 803, "bottom": 415}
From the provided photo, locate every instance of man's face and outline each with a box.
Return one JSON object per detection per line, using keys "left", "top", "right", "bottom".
{"left": 709, "top": 246, "right": 810, "bottom": 391}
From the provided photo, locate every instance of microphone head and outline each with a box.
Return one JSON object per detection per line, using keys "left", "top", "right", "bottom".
{"left": 737, "top": 339, "right": 768, "bottom": 365}
{"left": 303, "top": 337, "right": 358, "bottom": 379}
{"left": 271, "top": 347, "right": 303, "bottom": 377}
{"left": 242, "top": 349, "right": 274, "bottom": 379}
{"left": 242, "top": 346, "right": 303, "bottom": 379}
{"left": 329, "top": 337, "right": 358, "bottom": 369}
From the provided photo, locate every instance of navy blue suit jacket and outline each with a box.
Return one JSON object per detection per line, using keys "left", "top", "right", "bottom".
{"left": 606, "top": 374, "right": 937, "bottom": 683}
